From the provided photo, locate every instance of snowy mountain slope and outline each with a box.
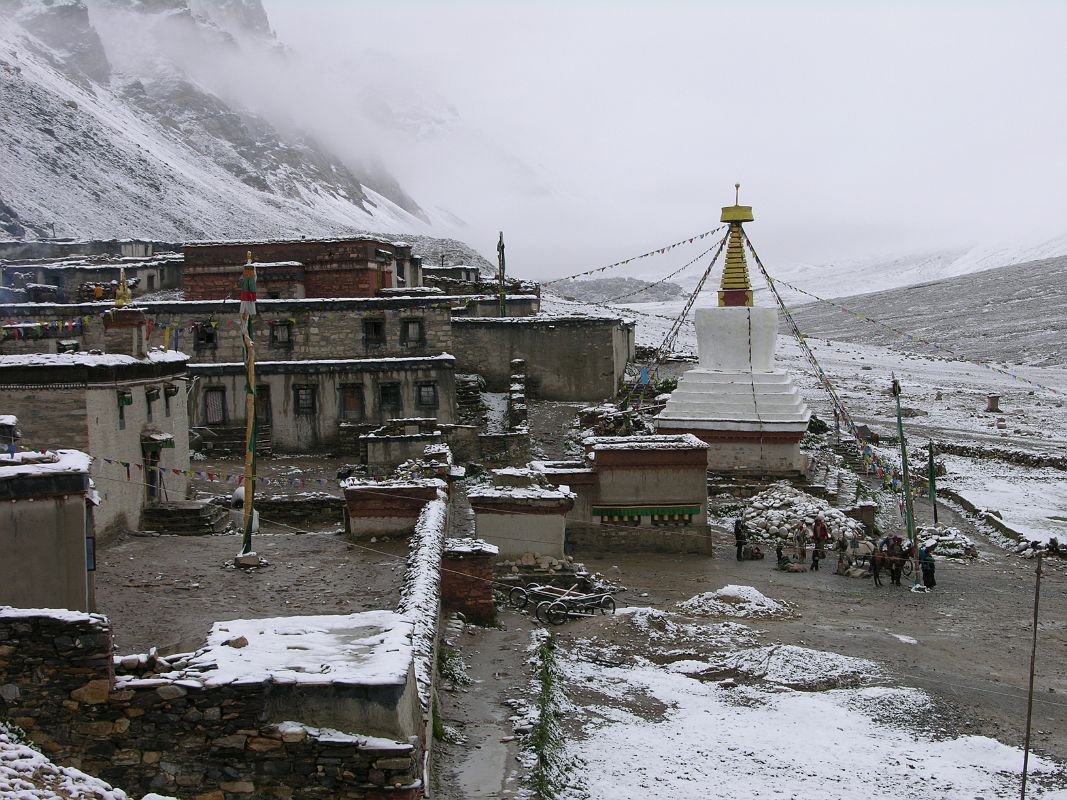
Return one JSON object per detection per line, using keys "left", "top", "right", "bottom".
{"left": 788, "top": 254, "right": 1067, "bottom": 368}
{"left": 0, "top": 0, "right": 432, "bottom": 241}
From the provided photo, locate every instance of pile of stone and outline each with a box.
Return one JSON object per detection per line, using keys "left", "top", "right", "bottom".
{"left": 742, "top": 483, "right": 865, "bottom": 542}
{"left": 917, "top": 524, "right": 978, "bottom": 559}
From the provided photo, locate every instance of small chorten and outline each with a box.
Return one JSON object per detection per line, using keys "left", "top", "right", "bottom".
{"left": 654, "top": 186, "right": 810, "bottom": 475}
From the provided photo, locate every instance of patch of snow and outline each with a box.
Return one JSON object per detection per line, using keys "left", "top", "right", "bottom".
{"left": 677, "top": 585, "right": 792, "bottom": 619}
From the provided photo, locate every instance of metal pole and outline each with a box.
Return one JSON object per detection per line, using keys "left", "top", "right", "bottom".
{"left": 892, "top": 375, "right": 918, "bottom": 585}
{"left": 1021, "top": 552, "right": 1043, "bottom": 799}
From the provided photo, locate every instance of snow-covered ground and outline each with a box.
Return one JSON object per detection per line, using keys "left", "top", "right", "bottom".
{"left": 559, "top": 635, "right": 1067, "bottom": 799}
{"left": 541, "top": 291, "right": 1067, "bottom": 543}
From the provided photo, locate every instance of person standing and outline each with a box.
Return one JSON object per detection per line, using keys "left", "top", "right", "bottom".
{"left": 734, "top": 518, "right": 747, "bottom": 561}
{"left": 919, "top": 542, "right": 937, "bottom": 589}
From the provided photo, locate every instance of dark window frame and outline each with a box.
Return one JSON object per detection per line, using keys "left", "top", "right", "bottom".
{"left": 379, "top": 382, "right": 402, "bottom": 411}
{"left": 363, "top": 317, "right": 386, "bottom": 347}
{"left": 415, "top": 381, "right": 439, "bottom": 409}
{"left": 269, "top": 320, "right": 293, "bottom": 349}
{"left": 400, "top": 317, "right": 426, "bottom": 346}
{"left": 293, "top": 384, "right": 317, "bottom": 416}
{"left": 339, "top": 383, "right": 365, "bottom": 420}
{"left": 194, "top": 321, "right": 218, "bottom": 350}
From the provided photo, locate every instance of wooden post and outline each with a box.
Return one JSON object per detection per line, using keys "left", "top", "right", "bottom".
{"left": 1021, "top": 552, "right": 1043, "bottom": 799}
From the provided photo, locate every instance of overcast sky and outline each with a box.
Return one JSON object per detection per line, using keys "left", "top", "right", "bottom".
{"left": 265, "top": 0, "right": 1067, "bottom": 281}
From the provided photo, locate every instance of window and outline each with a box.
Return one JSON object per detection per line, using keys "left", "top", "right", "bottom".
{"left": 294, "top": 385, "right": 317, "bottom": 415}
{"left": 270, "top": 321, "right": 293, "bottom": 348}
{"left": 146, "top": 274, "right": 156, "bottom": 292}
{"left": 379, "top": 382, "right": 401, "bottom": 411}
{"left": 400, "top": 318, "right": 425, "bottom": 346}
{"left": 363, "top": 317, "right": 385, "bottom": 347}
{"left": 415, "top": 382, "right": 438, "bottom": 409}
{"left": 204, "top": 387, "right": 226, "bottom": 425}
{"left": 117, "top": 389, "right": 132, "bottom": 430}
{"left": 194, "top": 322, "right": 218, "bottom": 350}
{"left": 340, "top": 384, "right": 364, "bottom": 420}
{"left": 164, "top": 384, "right": 178, "bottom": 418}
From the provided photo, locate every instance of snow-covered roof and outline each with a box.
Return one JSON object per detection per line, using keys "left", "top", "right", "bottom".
{"left": 467, "top": 484, "right": 576, "bottom": 501}
{"left": 0, "top": 606, "right": 106, "bottom": 625}
{"left": 0, "top": 449, "right": 92, "bottom": 481}
{"left": 190, "top": 354, "right": 454, "bottom": 371}
{"left": 177, "top": 611, "right": 413, "bottom": 689}
{"left": 0, "top": 414, "right": 17, "bottom": 427}
{"left": 0, "top": 349, "right": 188, "bottom": 368}
{"left": 340, "top": 477, "right": 447, "bottom": 491}
{"left": 250, "top": 260, "right": 304, "bottom": 268}
{"left": 584, "top": 434, "right": 710, "bottom": 451}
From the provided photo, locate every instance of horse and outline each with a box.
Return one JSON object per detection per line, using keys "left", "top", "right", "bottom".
{"left": 871, "top": 540, "right": 914, "bottom": 587}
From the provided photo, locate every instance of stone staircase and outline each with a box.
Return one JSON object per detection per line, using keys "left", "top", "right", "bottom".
{"left": 455, "top": 374, "right": 486, "bottom": 425}
{"left": 141, "top": 500, "right": 231, "bottom": 536}
{"left": 194, "top": 425, "right": 273, "bottom": 457}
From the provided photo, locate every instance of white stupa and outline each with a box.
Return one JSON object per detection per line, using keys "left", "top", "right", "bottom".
{"left": 655, "top": 187, "right": 810, "bottom": 474}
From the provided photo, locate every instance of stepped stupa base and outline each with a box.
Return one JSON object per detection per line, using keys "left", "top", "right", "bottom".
{"left": 656, "top": 425, "right": 808, "bottom": 475}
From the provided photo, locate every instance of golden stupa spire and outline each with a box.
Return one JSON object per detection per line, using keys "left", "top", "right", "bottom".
{"left": 718, "top": 182, "right": 754, "bottom": 307}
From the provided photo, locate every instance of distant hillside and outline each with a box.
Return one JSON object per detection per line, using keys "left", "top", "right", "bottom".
{"left": 789, "top": 255, "right": 1067, "bottom": 368}
{"left": 553, "top": 276, "right": 683, "bottom": 304}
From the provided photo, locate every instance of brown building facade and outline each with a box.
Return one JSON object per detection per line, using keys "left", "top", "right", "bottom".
{"left": 182, "top": 237, "right": 423, "bottom": 300}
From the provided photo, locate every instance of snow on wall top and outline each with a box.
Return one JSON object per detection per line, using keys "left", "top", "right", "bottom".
{"left": 179, "top": 611, "right": 413, "bottom": 689}
{"left": 1, "top": 721, "right": 173, "bottom": 800}
{"left": 0, "top": 606, "right": 107, "bottom": 625}
{"left": 0, "top": 449, "right": 92, "bottom": 481}
{"left": 0, "top": 414, "right": 17, "bottom": 427}
{"left": 397, "top": 494, "right": 448, "bottom": 708}
{"left": 584, "top": 434, "right": 710, "bottom": 451}
{"left": 443, "top": 537, "right": 499, "bottom": 556}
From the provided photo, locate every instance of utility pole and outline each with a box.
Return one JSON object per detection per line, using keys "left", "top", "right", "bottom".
{"left": 497, "top": 231, "right": 506, "bottom": 318}
{"left": 1021, "top": 552, "right": 1043, "bottom": 799}
{"left": 892, "top": 375, "right": 918, "bottom": 586}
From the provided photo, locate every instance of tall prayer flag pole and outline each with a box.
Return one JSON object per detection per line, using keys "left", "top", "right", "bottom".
{"left": 238, "top": 252, "right": 257, "bottom": 556}
{"left": 497, "top": 232, "right": 506, "bottom": 318}
{"left": 892, "top": 375, "right": 918, "bottom": 586}
{"left": 927, "top": 440, "right": 939, "bottom": 524}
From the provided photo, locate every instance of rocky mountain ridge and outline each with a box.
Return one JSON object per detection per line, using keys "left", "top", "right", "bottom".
{"left": 0, "top": 0, "right": 430, "bottom": 241}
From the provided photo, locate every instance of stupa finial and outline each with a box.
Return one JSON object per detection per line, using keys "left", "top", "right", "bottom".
{"left": 718, "top": 185, "right": 754, "bottom": 307}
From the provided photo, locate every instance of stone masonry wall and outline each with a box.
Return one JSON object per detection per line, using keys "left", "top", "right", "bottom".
{"left": 450, "top": 317, "right": 635, "bottom": 401}
{"left": 0, "top": 299, "right": 455, "bottom": 363}
{"left": 0, "top": 610, "right": 424, "bottom": 800}
{"left": 440, "top": 553, "right": 495, "bottom": 625}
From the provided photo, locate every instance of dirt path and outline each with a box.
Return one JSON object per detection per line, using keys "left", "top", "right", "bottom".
{"left": 94, "top": 528, "right": 410, "bottom": 655}
{"left": 433, "top": 618, "right": 533, "bottom": 799}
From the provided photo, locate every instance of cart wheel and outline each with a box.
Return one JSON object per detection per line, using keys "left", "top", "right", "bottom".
{"left": 902, "top": 560, "right": 913, "bottom": 577}
{"left": 546, "top": 602, "right": 569, "bottom": 626}
{"left": 535, "top": 601, "right": 552, "bottom": 624}
{"left": 508, "top": 587, "right": 528, "bottom": 609}
{"left": 599, "top": 596, "right": 616, "bottom": 615}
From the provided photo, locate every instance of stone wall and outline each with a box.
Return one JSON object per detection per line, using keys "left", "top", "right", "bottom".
{"left": 566, "top": 522, "right": 714, "bottom": 555}
{"left": 249, "top": 493, "right": 345, "bottom": 528}
{"left": 450, "top": 316, "right": 635, "bottom": 401}
{"left": 0, "top": 609, "right": 423, "bottom": 799}
{"left": 476, "top": 432, "right": 531, "bottom": 467}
